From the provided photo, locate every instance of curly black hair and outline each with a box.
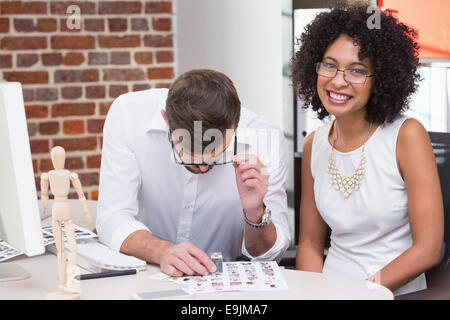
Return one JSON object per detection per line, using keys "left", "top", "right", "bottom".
{"left": 292, "top": 1, "right": 421, "bottom": 124}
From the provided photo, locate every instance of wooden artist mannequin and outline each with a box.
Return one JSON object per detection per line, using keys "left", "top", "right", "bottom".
{"left": 40, "top": 146, "right": 92, "bottom": 300}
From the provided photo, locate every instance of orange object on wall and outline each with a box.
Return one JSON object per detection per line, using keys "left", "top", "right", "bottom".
{"left": 382, "top": 0, "right": 450, "bottom": 59}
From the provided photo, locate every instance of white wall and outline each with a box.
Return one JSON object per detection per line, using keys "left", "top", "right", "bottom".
{"left": 174, "top": 0, "right": 286, "bottom": 130}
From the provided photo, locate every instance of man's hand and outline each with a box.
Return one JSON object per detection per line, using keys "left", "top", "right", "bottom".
{"left": 233, "top": 154, "right": 269, "bottom": 223}
{"left": 160, "top": 242, "right": 217, "bottom": 277}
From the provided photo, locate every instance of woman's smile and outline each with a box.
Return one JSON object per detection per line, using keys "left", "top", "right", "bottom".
{"left": 326, "top": 90, "right": 353, "bottom": 104}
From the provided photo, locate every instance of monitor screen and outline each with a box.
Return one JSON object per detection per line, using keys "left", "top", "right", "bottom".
{"left": 0, "top": 82, "right": 45, "bottom": 258}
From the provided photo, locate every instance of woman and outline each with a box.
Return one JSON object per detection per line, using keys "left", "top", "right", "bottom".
{"left": 292, "top": 2, "right": 444, "bottom": 295}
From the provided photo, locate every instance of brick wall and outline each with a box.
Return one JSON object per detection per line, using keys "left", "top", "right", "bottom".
{"left": 0, "top": 1, "right": 174, "bottom": 200}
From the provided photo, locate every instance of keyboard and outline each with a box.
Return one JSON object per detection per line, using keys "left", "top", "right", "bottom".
{"left": 46, "top": 239, "right": 147, "bottom": 273}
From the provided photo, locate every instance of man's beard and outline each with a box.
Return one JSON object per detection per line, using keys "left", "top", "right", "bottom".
{"left": 184, "top": 165, "right": 213, "bottom": 174}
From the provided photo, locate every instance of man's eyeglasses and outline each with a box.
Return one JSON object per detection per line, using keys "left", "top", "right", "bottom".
{"left": 315, "top": 62, "right": 375, "bottom": 84}
{"left": 168, "top": 130, "right": 237, "bottom": 167}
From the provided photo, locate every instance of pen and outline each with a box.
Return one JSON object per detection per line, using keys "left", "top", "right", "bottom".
{"left": 75, "top": 269, "right": 140, "bottom": 280}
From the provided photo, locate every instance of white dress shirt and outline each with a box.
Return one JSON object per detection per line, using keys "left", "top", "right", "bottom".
{"left": 96, "top": 88, "right": 290, "bottom": 262}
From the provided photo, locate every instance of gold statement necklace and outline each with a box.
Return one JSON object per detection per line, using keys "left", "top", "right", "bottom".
{"left": 328, "top": 120, "right": 373, "bottom": 198}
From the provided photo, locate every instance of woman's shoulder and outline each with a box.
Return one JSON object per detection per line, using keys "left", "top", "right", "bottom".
{"left": 397, "top": 118, "right": 430, "bottom": 151}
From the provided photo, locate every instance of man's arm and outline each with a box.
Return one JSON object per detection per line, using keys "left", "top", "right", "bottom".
{"left": 120, "top": 230, "right": 216, "bottom": 277}
{"left": 234, "top": 129, "right": 290, "bottom": 261}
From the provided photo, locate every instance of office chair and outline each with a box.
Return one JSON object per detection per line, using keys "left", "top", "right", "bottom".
{"left": 396, "top": 131, "right": 450, "bottom": 300}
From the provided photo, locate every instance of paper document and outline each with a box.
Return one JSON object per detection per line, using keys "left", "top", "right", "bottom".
{"left": 150, "top": 261, "right": 288, "bottom": 293}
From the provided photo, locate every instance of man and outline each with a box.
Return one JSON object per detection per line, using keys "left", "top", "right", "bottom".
{"left": 97, "top": 69, "right": 290, "bottom": 277}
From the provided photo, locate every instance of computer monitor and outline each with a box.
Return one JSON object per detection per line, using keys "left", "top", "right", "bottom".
{"left": 0, "top": 82, "right": 45, "bottom": 281}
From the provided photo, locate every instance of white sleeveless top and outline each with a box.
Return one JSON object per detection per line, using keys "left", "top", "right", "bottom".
{"left": 311, "top": 115, "right": 426, "bottom": 296}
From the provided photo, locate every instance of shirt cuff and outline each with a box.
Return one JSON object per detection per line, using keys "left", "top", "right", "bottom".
{"left": 241, "top": 222, "right": 289, "bottom": 263}
{"left": 97, "top": 213, "right": 150, "bottom": 252}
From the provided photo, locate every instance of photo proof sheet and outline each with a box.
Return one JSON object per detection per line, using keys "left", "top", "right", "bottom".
{"left": 153, "top": 261, "right": 289, "bottom": 293}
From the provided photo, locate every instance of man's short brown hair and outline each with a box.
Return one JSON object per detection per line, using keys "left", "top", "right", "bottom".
{"left": 165, "top": 69, "right": 241, "bottom": 152}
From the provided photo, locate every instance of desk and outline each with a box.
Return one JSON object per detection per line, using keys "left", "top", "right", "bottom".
{"left": 1, "top": 253, "right": 393, "bottom": 300}
{"left": 1, "top": 200, "right": 393, "bottom": 300}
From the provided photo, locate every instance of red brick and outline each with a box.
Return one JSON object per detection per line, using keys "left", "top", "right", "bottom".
{"left": 27, "top": 122, "right": 37, "bottom": 137}
{"left": 108, "top": 18, "right": 127, "bottom": 32}
{"left": 98, "top": 35, "right": 140, "bottom": 48}
{"left": 41, "top": 157, "right": 84, "bottom": 171}
{"left": 65, "top": 157, "right": 84, "bottom": 170}
{"left": 152, "top": 18, "right": 171, "bottom": 31}
{"left": 32, "top": 159, "right": 38, "bottom": 173}
{"left": 50, "top": 1, "right": 95, "bottom": 14}
{"left": 1, "top": 1, "right": 47, "bottom": 14}
{"left": 88, "top": 52, "right": 108, "bottom": 65}
{"left": 60, "top": 18, "right": 82, "bottom": 32}
{"left": 84, "top": 18, "right": 104, "bottom": 32}
{"left": 52, "top": 137, "right": 97, "bottom": 151}
{"left": 145, "top": 1, "right": 172, "bottom": 14}
{"left": 4, "top": 71, "right": 48, "bottom": 84}
{"left": 30, "top": 139, "right": 50, "bottom": 154}
{"left": 51, "top": 36, "right": 95, "bottom": 50}
{"left": 63, "top": 120, "right": 85, "bottom": 134}
{"left": 90, "top": 189, "right": 99, "bottom": 201}
{"left": 37, "top": 18, "right": 57, "bottom": 32}
{"left": 155, "top": 82, "right": 171, "bottom": 88}
{"left": 0, "top": 54, "right": 12, "bottom": 68}
{"left": 86, "top": 85, "right": 106, "bottom": 99}
{"left": 39, "top": 121, "right": 59, "bottom": 135}
{"left": 22, "top": 89, "right": 34, "bottom": 102}
{"left": 17, "top": 54, "right": 38, "bottom": 67}
{"left": 87, "top": 119, "right": 105, "bottom": 134}
{"left": 0, "top": 18, "right": 9, "bottom": 32}
{"left": 134, "top": 52, "right": 153, "bottom": 64}
{"left": 42, "top": 53, "right": 63, "bottom": 66}
{"left": 103, "top": 68, "right": 145, "bottom": 81}
{"left": 1, "top": 36, "right": 47, "bottom": 50}
{"left": 64, "top": 52, "right": 85, "bottom": 65}
{"left": 98, "top": 1, "right": 142, "bottom": 14}
{"left": 79, "top": 172, "right": 99, "bottom": 187}
{"left": 147, "top": 67, "right": 174, "bottom": 80}
{"left": 54, "top": 69, "right": 99, "bottom": 83}
{"left": 110, "top": 52, "right": 130, "bottom": 65}
{"left": 131, "top": 18, "right": 148, "bottom": 31}
{"left": 25, "top": 105, "right": 48, "bottom": 118}
{"left": 36, "top": 88, "right": 58, "bottom": 101}
{"left": 87, "top": 154, "right": 102, "bottom": 168}
{"left": 61, "top": 86, "right": 82, "bottom": 99}
{"left": 109, "top": 85, "right": 128, "bottom": 98}
{"left": 13, "top": 18, "right": 35, "bottom": 32}
{"left": 133, "top": 84, "right": 151, "bottom": 91}
{"left": 51, "top": 103, "right": 95, "bottom": 117}
{"left": 99, "top": 101, "right": 113, "bottom": 116}
{"left": 156, "top": 50, "right": 173, "bottom": 63}
{"left": 39, "top": 159, "right": 53, "bottom": 172}
{"left": 143, "top": 34, "right": 172, "bottom": 47}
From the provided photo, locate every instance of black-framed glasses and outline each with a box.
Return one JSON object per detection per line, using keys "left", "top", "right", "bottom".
{"left": 315, "top": 62, "right": 375, "bottom": 84}
{"left": 168, "top": 129, "right": 237, "bottom": 167}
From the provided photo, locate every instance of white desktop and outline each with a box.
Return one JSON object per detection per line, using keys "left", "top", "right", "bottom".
{"left": 0, "top": 82, "right": 45, "bottom": 281}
